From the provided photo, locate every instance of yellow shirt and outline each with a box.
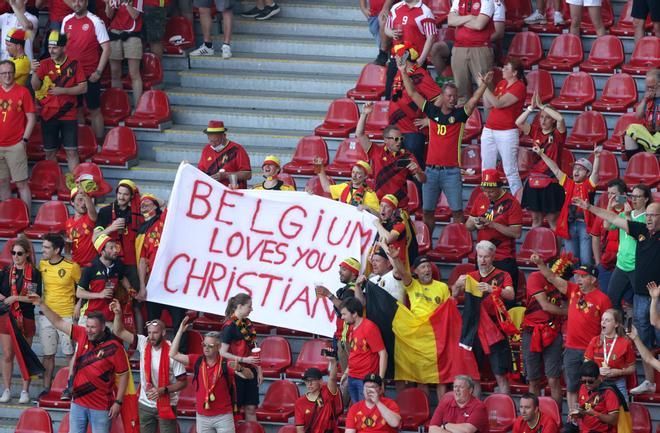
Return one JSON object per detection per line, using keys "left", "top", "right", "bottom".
{"left": 252, "top": 181, "right": 295, "bottom": 191}
{"left": 10, "top": 55, "right": 30, "bottom": 86}
{"left": 404, "top": 279, "right": 450, "bottom": 317}
{"left": 329, "top": 182, "right": 379, "bottom": 213}
{"left": 39, "top": 258, "right": 81, "bottom": 317}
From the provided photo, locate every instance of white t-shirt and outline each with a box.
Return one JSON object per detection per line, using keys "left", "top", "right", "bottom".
{"left": 0, "top": 12, "right": 39, "bottom": 61}
{"left": 493, "top": 0, "right": 506, "bottom": 22}
{"left": 137, "top": 334, "right": 187, "bottom": 408}
{"left": 369, "top": 270, "right": 405, "bottom": 302}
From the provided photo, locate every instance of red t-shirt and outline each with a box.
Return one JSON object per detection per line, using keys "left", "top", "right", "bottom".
{"left": 522, "top": 271, "right": 565, "bottom": 327}
{"left": 389, "top": 68, "right": 441, "bottom": 134}
{"left": 577, "top": 386, "right": 619, "bottom": 433}
{"left": 565, "top": 283, "right": 612, "bottom": 350}
{"left": 49, "top": 0, "right": 73, "bottom": 22}
{"left": 347, "top": 318, "right": 385, "bottom": 379}
{"left": 469, "top": 191, "right": 522, "bottom": 260}
{"left": 512, "top": 412, "right": 559, "bottom": 433}
{"left": 528, "top": 124, "right": 565, "bottom": 176}
{"left": 197, "top": 142, "right": 252, "bottom": 189}
{"left": 584, "top": 336, "right": 635, "bottom": 370}
{"left": 430, "top": 396, "right": 488, "bottom": 433}
{"left": 143, "top": 0, "right": 170, "bottom": 8}
{"left": 468, "top": 268, "right": 513, "bottom": 347}
{"left": 369, "top": 0, "right": 386, "bottom": 16}
{"left": 108, "top": 0, "right": 143, "bottom": 32}
{"left": 485, "top": 80, "right": 526, "bottom": 130}
{"left": 294, "top": 384, "right": 343, "bottom": 433}
{"left": 66, "top": 214, "right": 97, "bottom": 268}
{"left": 368, "top": 144, "right": 418, "bottom": 208}
{"left": 188, "top": 354, "right": 236, "bottom": 417}
{"left": 387, "top": 1, "right": 436, "bottom": 56}
{"left": 79, "top": 258, "right": 126, "bottom": 321}
{"left": 423, "top": 103, "right": 469, "bottom": 167}
{"left": 346, "top": 397, "right": 400, "bottom": 433}
{"left": 70, "top": 325, "right": 129, "bottom": 410}
{"left": 138, "top": 210, "right": 166, "bottom": 272}
{"left": 450, "top": 0, "right": 494, "bottom": 47}
{"left": 61, "top": 12, "right": 110, "bottom": 77}
{"left": 0, "top": 84, "right": 35, "bottom": 147}
{"left": 36, "top": 56, "right": 86, "bottom": 122}
{"left": 588, "top": 217, "right": 620, "bottom": 271}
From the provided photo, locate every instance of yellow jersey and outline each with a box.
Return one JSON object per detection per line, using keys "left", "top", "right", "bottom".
{"left": 39, "top": 258, "right": 81, "bottom": 317}
{"left": 404, "top": 279, "right": 450, "bottom": 317}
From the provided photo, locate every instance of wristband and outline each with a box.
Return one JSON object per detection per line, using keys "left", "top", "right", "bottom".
{"left": 22, "top": 137, "right": 28, "bottom": 143}
{"left": 114, "top": 399, "right": 123, "bottom": 405}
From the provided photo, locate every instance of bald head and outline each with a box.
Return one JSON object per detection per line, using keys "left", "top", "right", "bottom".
{"left": 646, "top": 202, "right": 660, "bottom": 234}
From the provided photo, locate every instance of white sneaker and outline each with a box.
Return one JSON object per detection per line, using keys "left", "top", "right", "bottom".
{"left": 553, "top": 11, "right": 565, "bottom": 26}
{"left": 18, "top": 391, "right": 30, "bottom": 404}
{"left": 221, "top": 44, "right": 232, "bottom": 59}
{"left": 190, "top": 44, "right": 215, "bottom": 56}
{"left": 0, "top": 389, "right": 11, "bottom": 403}
{"left": 630, "top": 380, "right": 656, "bottom": 395}
{"left": 524, "top": 10, "right": 546, "bottom": 24}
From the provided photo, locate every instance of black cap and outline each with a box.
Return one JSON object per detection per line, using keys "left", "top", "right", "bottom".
{"left": 412, "top": 255, "right": 431, "bottom": 269}
{"left": 372, "top": 247, "right": 388, "bottom": 259}
{"left": 302, "top": 368, "right": 323, "bottom": 380}
{"left": 363, "top": 373, "right": 383, "bottom": 386}
{"left": 574, "top": 264, "right": 598, "bottom": 278}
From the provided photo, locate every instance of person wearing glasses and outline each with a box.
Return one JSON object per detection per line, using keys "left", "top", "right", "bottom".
{"left": 530, "top": 256, "right": 611, "bottom": 413}
{"left": 294, "top": 360, "right": 342, "bottom": 433}
{"left": 567, "top": 361, "right": 621, "bottom": 433}
{"left": 356, "top": 101, "right": 425, "bottom": 211}
{"left": 0, "top": 236, "right": 41, "bottom": 403}
{"left": 110, "top": 300, "right": 187, "bottom": 433}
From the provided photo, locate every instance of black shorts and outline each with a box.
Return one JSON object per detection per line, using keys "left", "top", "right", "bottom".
{"left": 143, "top": 6, "right": 167, "bottom": 43}
{"left": 77, "top": 79, "right": 101, "bottom": 110}
{"left": 474, "top": 337, "right": 513, "bottom": 376}
{"left": 235, "top": 369, "right": 259, "bottom": 407}
{"left": 42, "top": 119, "right": 78, "bottom": 151}
{"left": 631, "top": 0, "right": 660, "bottom": 21}
{"left": 521, "top": 329, "right": 563, "bottom": 380}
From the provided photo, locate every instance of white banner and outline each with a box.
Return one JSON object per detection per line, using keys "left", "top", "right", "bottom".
{"left": 146, "top": 163, "right": 378, "bottom": 337}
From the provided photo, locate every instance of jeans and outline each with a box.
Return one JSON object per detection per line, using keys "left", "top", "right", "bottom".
{"left": 606, "top": 267, "right": 634, "bottom": 311}
{"left": 402, "top": 133, "right": 427, "bottom": 170}
{"left": 596, "top": 264, "right": 614, "bottom": 297}
{"left": 347, "top": 377, "right": 364, "bottom": 403}
{"left": 633, "top": 294, "right": 660, "bottom": 349}
{"left": 367, "top": 15, "right": 381, "bottom": 49}
{"left": 565, "top": 220, "right": 593, "bottom": 266}
{"left": 69, "top": 402, "right": 111, "bottom": 433}
{"left": 422, "top": 166, "right": 463, "bottom": 212}
{"left": 480, "top": 127, "right": 522, "bottom": 195}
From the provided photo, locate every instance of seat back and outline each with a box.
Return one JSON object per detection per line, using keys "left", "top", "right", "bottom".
{"left": 538, "top": 396, "right": 561, "bottom": 427}
{"left": 260, "top": 336, "right": 292, "bottom": 368}
{"left": 74, "top": 162, "right": 106, "bottom": 184}
{"left": 134, "top": 90, "right": 170, "bottom": 118}
{"left": 294, "top": 339, "right": 331, "bottom": 369}
{"left": 571, "top": 111, "right": 607, "bottom": 141}
{"left": 305, "top": 175, "right": 335, "bottom": 198}
{"left": 58, "top": 412, "right": 70, "bottom": 433}
{"left": 624, "top": 152, "right": 660, "bottom": 186}
{"left": 405, "top": 180, "right": 420, "bottom": 213}
{"left": 504, "top": 0, "right": 531, "bottom": 22}
{"left": 33, "top": 201, "right": 69, "bottom": 228}
{"left": 236, "top": 421, "right": 265, "bottom": 433}
{"left": 51, "top": 367, "right": 70, "bottom": 394}
{"left": 559, "top": 72, "right": 594, "bottom": 99}
{"left": 587, "top": 35, "right": 624, "bottom": 65}
{"left": 525, "top": 69, "right": 554, "bottom": 104}
{"left": 185, "top": 330, "right": 204, "bottom": 354}
{"left": 77, "top": 125, "right": 99, "bottom": 156}
{"left": 507, "top": 31, "right": 542, "bottom": 65}
{"left": 30, "top": 160, "right": 62, "bottom": 188}
{"left": 0, "top": 238, "right": 15, "bottom": 267}
{"left": 463, "top": 109, "right": 483, "bottom": 140}
{"left": 437, "top": 223, "right": 472, "bottom": 251}
{"left": 323, "top": 98, "right": 359, "bottom": 126}
{"left": 102, "top": 126, "right": 138, "bottom": 156}
{"left": 101, "top": 88, "right": 131, "bottom": 117}
{"left": 546, "top": 33, "right": 583, "bottom": 62}
{"left": 614, "top": 0, "right": 633, "bottom": 27}
{"left": 630, "top": 403, "right": 651, "bottom": 433}
{"left": 164, "top": 16, "right": 194, "bottom": 46}
{"left": 15, "top": 407, "right": 53, "bottom": 433}
{"left": 461, "top": 144, "right": 482, "bottom": 172}
{"left": 484, "top": 394, "right": 516, "bottom": 429}
{"left": 332, "top": 139, "right": 368, "bottom": 166}
{"left": 0, "top": 198, "right": 29, "bottom": 228}
{"left": 291, "top": 136, "right": 329, "bottom": 165}
{"left": 521, "top": 227, "right": 557, "bottom": 257}
{"left": 276, "top": 173, "right": 297, "bottom": 189}
{"left": 601, "top": 73, "right": 637, "bottom": 100}
{"left": 447, "top": 263, "right": 475, "bottom": 287}
{"left": 396, "top": 387, "right": 430, "bottom": 421}
{"left": 588, "top": 150, "right": 619, "bottom": 188}
{"left": 365, "top": 101, "right": 391, "bottom": 135}
{"left": 559, "top": 148, "right": 575, "bottom": 173}
{"left": 630, "top": 36, "right": 660, "bottom": 64}
{"left": 354, "top": 63, "right": 386, "bottom": 92}
{"left": 609, "top": 113, "right": 642, "bottom": 146}
{"left": 141, "top": 53, "right": 163, "bottom": 85}
{"left": 261, "top": 380, "right": 299, "bottom": 411}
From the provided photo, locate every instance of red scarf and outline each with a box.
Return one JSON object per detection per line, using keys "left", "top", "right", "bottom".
{"left": 144, "top": 341, "right": 175, "bottom": 419}
{"left": 556, "top": 177, "right": 594, "bottom": 240}
{"left": 9, "top": 264, "right": 33, "bottom": 333}
{"left": 201, "top": 357, "right": 223, "bottom": 410}
{"left": 339, "top": 184, "right": 367, "bottom": 207}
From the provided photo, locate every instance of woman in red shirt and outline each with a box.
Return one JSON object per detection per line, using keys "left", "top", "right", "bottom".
{"left": 479, "top": 60, "right": 527, "bottom": 196}
{"left": 516, "top": 92, "right": 567, "bottom": 230}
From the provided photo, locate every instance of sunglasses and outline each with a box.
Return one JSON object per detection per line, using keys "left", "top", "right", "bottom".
{"left": 145, "top": 320, "right": 160, "bottom": 327}
{"left": 582, "top": 378, "right": 596, "bottom": 384}
{"left": 202, "top": 343, "right": 217, "bottom": 349}
{"left": 386, "top": 136, "right": 404, "bottom": 142}
{"left": 11, "top": 251, "right": 24, "bottom": 256}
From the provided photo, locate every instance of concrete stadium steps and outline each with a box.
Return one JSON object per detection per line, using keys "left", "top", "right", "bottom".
{"left": 171, "top": 106, "right": 325, "bottom": 131}
{"left": 225, "top": 16, "right": 372, "bottom": 39}
{"left": 236, "top": 0, "right": 364, "bottom": 21}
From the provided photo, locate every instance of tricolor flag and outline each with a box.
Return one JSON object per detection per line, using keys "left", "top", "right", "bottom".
{"left": 116, "top": 351, "right": 140, "bottom": 433}
{"left": 3, "top": 312, "right": 44, "bottom": 380}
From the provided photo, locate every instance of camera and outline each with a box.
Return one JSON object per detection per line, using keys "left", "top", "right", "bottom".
{"left": 320, "top": 348, "right": 337, "bottom": 358}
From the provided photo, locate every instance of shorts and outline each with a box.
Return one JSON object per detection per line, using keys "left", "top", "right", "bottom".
{"left": 631, "top": 0, "right": 660, "bottom": 21}
{"left": 235, "top": 369, "right": 259, "bottom": 407}
{"left": 422, "top": 166, "right": 463, "bottom": 212}
{"left": 143, "top": 6, "right": 168, "bottom": 42}
{"left": 42, "top": 118, "right": 78, "bottom": 151}
{"left": 196, "top": 413, "right": 235, "bottom": 433}
{"left": 521, "top": 181, "right": 565, "bottom": 213}
{"left": 563, "top": 348, "right": 585, "bottom": 392}
{"left": 193, "top": 0, "right": 235, "bottom": 11}
{"left": 521, "top": 329, "right": 563, "bottom": 381}
{"left": 38, "top": 315, "right": 74, "bottom": 356}
{"left": 110, "top": 36, "right": 143, "bottom": 61}
{"left": 0, "top": 314, "right": 35, "bottom": 338}
{"left": 625, "top": 124, "right": 660, "bottom": 154}
{"left": 474, "top": 337, "right": 512, "bottom": 376}
{"left": 566, "top": 0, "right": 602, "bottom": 6}
{"left": 633, "top": 294, "right": 660, "bottom": 350}
{"left": 77, "top": 79, "right": 101, "bottom": 110}
{"left": 0, "top": 141, "right": 28, "bottom": 182}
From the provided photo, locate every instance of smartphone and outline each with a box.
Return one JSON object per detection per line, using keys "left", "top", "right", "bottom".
{"left": 395, "top": 158, "right": 411, "bottom": 168}
{"left": 400, "top": 50, "right": 410, "bottom": 64}
{"left": 615, "top": 195, "right": 627, "bottom": 205}
{"left": 320, "top": 348, "right": 337, "bottom": 358}
{"left": 625, "top": 317, "right": 633, "bottom": 333}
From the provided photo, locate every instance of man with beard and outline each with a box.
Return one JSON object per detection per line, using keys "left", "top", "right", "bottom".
{"left": 110, "top": 300, "right": 186, "bottom": 433}
{"left": 513, "top": 393, "right": 559, "bottom": 433}
{"left": 197, "top": 120, "right": 252, "bottom": 189}
{"left": 374, "top": 194, "right": 417, "bottom": 270}
{"left": 358, "top": 246, "right": 404, "bottom": 303}
{"left": 318, "top": 159, "right": 380, "bottom": 215}
{"left": 66, "top": 186, "right": 98, "bottom": 268}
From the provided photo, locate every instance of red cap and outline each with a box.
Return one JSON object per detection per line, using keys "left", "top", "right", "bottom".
{"left": 481, "top": 169, "right": 501, "bottom": 188}
{"left": 6, "top": 29, "right": 27, "bottom": 45}
{"left": 203, "top": 120, "right": 227, "bottom": 134}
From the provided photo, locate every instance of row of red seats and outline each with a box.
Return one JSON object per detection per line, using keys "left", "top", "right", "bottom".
{"left": 97, "top": 53, "right": 163, "bottom": 91}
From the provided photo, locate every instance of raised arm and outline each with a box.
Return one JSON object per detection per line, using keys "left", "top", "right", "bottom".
{"left": 589, "top": 144, "right": 602, "bottom": 186}
{"left": 628, "top": 326, "right": 660, "bottom": 371}
{"left": 327, "top": 356, "right": 339, "bottom": 395}
{"left": 396, "top": 56, "right": 428, "bottom": 109}
{"left": 572, "top": 198, "right": 629, "bottom": 233}
{"left": 109, "top": 299, "right": 134, "bottom": 344}
{"left": 531, "top": 144, "right": 565, "bottom": 180}
{"left": 536, "top": 94, "right": 566, "bottom": 133}
{"left": 169, "top": 316, "right": 191, "bottom": 366}
{"left": 649, "top": 282, "right": 659, "bottom": 328}
{"left": 28, "top": 293, "right": 72, "bottom": 336}
{"left": 383, "top": 244, "right": 412, "bottom": 286}
{"left": 464, "top": 71, "right": 493, "bottom": 116}
{"left": 530, "top": 254, "right": 568, "bottom": 295}
{"left": 356, "top": 102, "right": 374, "bottom": 153}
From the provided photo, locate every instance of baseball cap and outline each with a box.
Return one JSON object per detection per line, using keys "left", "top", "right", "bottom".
{"left": 481, "top": 169, "right": 501, "bottom": 188}
{"left": 574, "top": 158, "right": 593, "bottom": 173}
{"left": 363, "top": 373, "right": 383, "bottom": 386}
{"left": 302, "top": 368, "right": 323, "bottom": 381}
{"left": 574, "top": 264, "right": 598, "bottom": 278}
{"left": 47, "top": 30, "right": 67, "bottom": 47}
{"left": 412, "top": 255, "right": 431, "bottom": 269}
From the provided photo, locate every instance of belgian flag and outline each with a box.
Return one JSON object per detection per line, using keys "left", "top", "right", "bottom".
{"left": 116, "top": 350, "right": 140, "bottom": 433}
{"left": 365, "top": 281, "right": 479, "bottom": 383}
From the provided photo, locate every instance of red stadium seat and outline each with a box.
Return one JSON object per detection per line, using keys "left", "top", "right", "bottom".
{"left": 25, "top": 201, "right": 69, "bottom": 239}
{"left": 565, "top": 111, "right": 608, "bottom": 150}
{"left": 259, "top": 336, "right": 292, "bottom": 378}
{"left": 305, "top": 175, "right": 335, "bottom": 199}
{"left": 363, "top": 101, "right": 390, "bottom": 139}
{"left": 580, "top": 0, "right": 613, "bottom": 34}
{"left": 277, "top": 426, "right": 296, "bottom": 433}
{"left": 517, "top": 227, "right": 558, "bottom": 266}
{"left": 610, "top": 0, "right": 640, "bottom": 36}
{"left": 256, "top": 380, "right": 299, "bottom": 422}
{"left": 426, "top": 0, "right": 451, "bottom": 23}
{"left": 283, "top": 136, "right": 329, "bottom": 175}
{"left": 592, "top": 73, "right": 637, "bottom": 113}
{"left": 124, "top": 90, "right": 171, "bottom": 129}
{"left": 58, "top": 413, "right": 69, "bottom": 433}
{"left": 587, "top": 150, "right": 619, "bottom": 190}
{"left": 465, "top": 186, "right": 483, "bottom": 214}
{"left": 92, "top": 126, "right": 138, "bottom": 166}
{"left": 462, "top": 110, "right": 482, "bottom": 143}
{"left": 448, "top": 263, "right": 476, "bottom": 287}
{"left": 549, "top": 72, "right": 595, "bottom": 111}
{"left": 622, "top": 36, "right": 660, "bottom": 75}
{"left": 525, "top": 70, "right": 554, "bottom": 105}
{"left": 0, "top": 198, "right": 29, "bottom": 237}
{"left": 325, "top": 138, "right": 369, "bottom": 177}
{"left": 516, "top": 147, "right": 536, "bottom": 181}
{"left": 539, "top": 33, "right": 583, "bottom": 71}
{"left": 603, "top": 113, "right": 642, "bottom": 151}
{"left": 579, "top": 35, "right": 624, "bottom": 73}
{"left": 176, "top": 375, "right": 196, "bottom": 417}
{"left": 414, "top": 220, "right": 431, "bottom": 255}
{"left": 559, "top": 148, "right": 575, "bottom": 174}
{"left": 632, "top": 369, "right": 660, "bottom": 403}
{"left": 237, "top": 421, "right": 265, "bottom": 433}
{"left": 185, "top": 329, "right": 203, "bottom": 353}
{"left": 432, "top": 192, "right": 452, "bottom": 222}
{"left": 630, "top": 403, "right": 651, "bottom": 433}
{"left": 506, "top": 32, "right": 543, "bottom": 69}
{"left": 276, "top": 173, "right": 297, "bottom": 190}
{"left": 623, "top": 152, "right": 660, "bottom": 188}
{"left": 461, "top": 144, "right": 482, "bottom": 183}
{"left": 405, "top": 180, "right": 420, "bottom": 214}
{"left": 28, "top": 160, "right": 62, "bottom": 200}
{"left": 346, "top": 64, "right": 387, "bottom": 101}
{"left": 15, "top": 407, "right": 53, "bottom": 433}
{"left": 192, "top": 313, "right": 224, "bottom": 331}
{"left": 397, "top": 388, "right": 430, "bottom": 430}
{"left": 123, "top": 53, "right": 163, "bottom": 90}
{"left": 56, "top": 125, "right": 99, "bottom": 162}
{"left": 163, "top": 16, "right": 194, "bottom": 54}
{"left": 314, "top": 98, "right": 360, "bottom": 138}
{"left": 38, "top": 367, "right": 71, "bottom": 409}
{"left": 27, "top": 122, "right": 44, "bottom": 160}
{"left": 538, "top": 397, "right": 561, "bottom": 428}
{"left": 484, "top": 394, "right": 516, "bottom": 433}
{"left": 285, "top": 339, "right": 331, "bottom": 378}
{"left": 427, "top": 223, "right": 472, "bottom": 262}
{"left": 0, "top": 238, "right": 15, "bottom": 268}
{"left": 504, "top": 0, "right": 531, "bottom": 31}
{"left": 100, "top": 88, "right": 131, "bottom": 126}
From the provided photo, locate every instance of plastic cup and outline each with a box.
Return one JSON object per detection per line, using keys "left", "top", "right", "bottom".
{"left": 251, "top": 347, "right": 261, "bottom": 364}
{"left": 229, "top": 173, "right": 239, "bottom": 189}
